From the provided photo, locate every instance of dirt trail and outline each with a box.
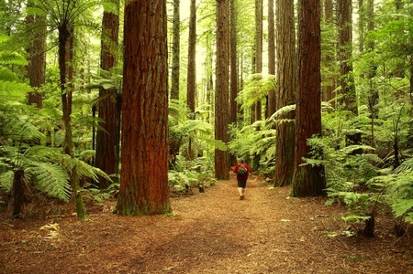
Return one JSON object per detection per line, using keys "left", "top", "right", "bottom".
{"left": 0, "top": 177, "right": 412, "bottom": 274}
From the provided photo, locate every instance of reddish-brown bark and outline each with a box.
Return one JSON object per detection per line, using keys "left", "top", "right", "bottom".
{"left": 337, "top": 0, "right": 357, "bottom": 114}
{"left": 267, "top": 0, "right": 276, "bottom": 116}
{"left": 170, "top": 0, "right": 180, "bottom": 100}
{"left": 95, "top": 0, "right": 120, "bottom": 188}
{"left": 229, "top": 0, "right": 238, "bottom": 125}
{"left": 322, "top": 0, "right": 335, "bottom": 102}
{"left": 117, "top": 0, "right": 170, "bottom": 215}
{"left": 274, "top": 0, "right": 296, "bottom": 187}
{"left": 292, "top": 0, "right": 326, "bottom": 197}
{"left": 26, "top": 2, "right": 46, "bottom": 108}
{"left": 187, "top": 0, "right": 196, "bottom": 114}
{"left": 215, "top": 0, "right": 230, "bottom": 180}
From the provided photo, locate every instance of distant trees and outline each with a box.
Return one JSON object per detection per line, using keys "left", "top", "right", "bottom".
{"left": 229, "top": 0, "right": 238, "bottom": 125}
{"left": 292, "top": 0, "right": 326, "bottom": 196}
{"left": 117, "top": 0, "right": 170, "bottom": 215}
{"left": 267, "top": 0, "right": 276, "bottom": 116}
{"left": 187, "top": 0, "right": 196, "bottom": 114}
{"left": 215, "top": 0, "right": 230, "bottom": 180}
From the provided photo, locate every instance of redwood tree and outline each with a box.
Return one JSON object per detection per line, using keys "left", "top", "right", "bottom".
{"left": 229, "top": 0, "right": 238, "bottom": 125}
{"left": 292, "top": 0, "right": 326, "bottom": 197}
{"left": 267, "top": 0, "right": 276, "bottom": 116}
{"left": 170, "top": 0, "right": 180, "bottom": 100}
{"left": 187, "top": 0, "right": 196, "bottom": 113}
{"left": 274, "top": 0, "right": 296, "bottom": 187}
{"left": 337, "top": 0, "right": 357, "bottom": 114}
{"left": 95, "top": 0, "right": 120, "bottom": 188}
{"left": 215, "top": 0, "right": 230, "bottom": 180}
{"left": 26, "top": 0, "right": 46, "bottom": 108}
{"left": 117, "top": 0, "right": 170, "bottom": 215}
{"left": 254, "top": 0, "right": 263, "bottom": 121}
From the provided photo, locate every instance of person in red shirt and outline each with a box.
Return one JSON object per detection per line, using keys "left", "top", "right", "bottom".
{"left": 231, "top": 159, "right": 252, "bottom": 200}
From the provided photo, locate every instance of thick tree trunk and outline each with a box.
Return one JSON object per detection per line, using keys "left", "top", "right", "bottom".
{"left": 170, "top": 0, "right": 180, "bottom": 100}
{"left": 229, "top": 0, "right": 238, "bottom": 125}
{"left": 26, "top": 2, "right": 46, "bottom": 108}
{"left": 117, "top": 0, "right": 170, "bottom": 215}
{"left": 267, "top": 0, "right": 276, "bottom": 116}
{"left": 187, "top": 0, "right": 196, "bottom": 114}
{"left": 274, "top": 0, "right": 296, "bottom": 187}
{"left": 215, "top": 0, "right": 230, "bottom": 180}
{"left": 292, "top": 0, "right": 326, "bottom": 197}
{"left": 337, "top": 0, "right": 357, "bottom": 114}
{"left": 95, "top": 0, "right": 120, "bottom": 188}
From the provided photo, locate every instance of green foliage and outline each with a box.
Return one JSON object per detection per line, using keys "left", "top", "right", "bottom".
{"left": 237, "top": 74, "right": 277, "bottom": 109}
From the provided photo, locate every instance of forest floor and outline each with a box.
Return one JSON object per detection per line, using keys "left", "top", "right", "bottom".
{"left": 0, "top": 176, "right": 412, "bottom": 274}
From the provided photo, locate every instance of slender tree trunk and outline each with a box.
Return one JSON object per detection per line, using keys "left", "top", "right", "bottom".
{"left": 95, "top": 0, "right": 120, "bottom": 188}
{"left": 187, "top": 0, "right": 196, "bottom": 114}
{"left": 9, "top": 169, "right": 26, "bottom": 218}
{"left": 274, "top": 0, "right": 296, "bottom": 187}
{"left": 26, "top": 1, "right": 46, "bottom": 108}
{"left": 230, "top": 0, "right": 238, "bottom": 125}
{"left": 337, "top": 0, "right": 357, "bottom": 114}
{"left": 322, "top": 0, "right": 335, "bottom": 102}
{"left": 267, "top": 0, "right": 276, "bottom": 116}
{"left": 292, "top": 0, "right": 326, "bottom": 197}
{"left": 215, "top": 0, "right": 230, "bottom": 180}
{"left": 186, "top": 0, "right": 197, "bottom": 160}
{"left": 254, "top": 0, "right": 263, "bottom": 120}
{"left": 117, "top": 0, "right": 170, "bottom": 215}
{"left": 358, "top": 0, "right": 365, "bottom": 53}
{"left": 170, "top": 0, "right": 180, "bottom": 100}
{"left": 58, "top": 22, "right": 86, "bottom": 220}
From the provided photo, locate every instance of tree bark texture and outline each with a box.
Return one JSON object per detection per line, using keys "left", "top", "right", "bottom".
{"left": 230, "top": 0, "right": 238, "bottom": 125}
{"left": 215, "top": 0, "right": 230, "bottom": 180}
{"left": 170, "top": 0, "right": 180, "bottom": 100}
{"left": 322, "top": 0, "right": 335, "bottom": 102}
{"left": 337, "top": 0, "right": 357, "bottom": 114}
{"left": 187, "top": 0, "right": 196, "bottom": 113}
{"left": 95, "top": 0, "right": 120, "bottom": 188}
{"left": 274, "top": 0, "right": 296, "bottom": 187}
{"left": 26, "top": 2, "right": 46, "bottom": 108}
{"left": 117, "top": 0, "right": 170, "bottom": 215}
{"left": 358, "top": 0, "right": 365, "bottom": 53}
{"left": 292, "top": 0, "right": 326, "bottom": 197}
{"left": 254, "top": 0, "right": 263, "bottom": 120}
{"left": 267, "top": 0, "right": 276, "bottom": 116}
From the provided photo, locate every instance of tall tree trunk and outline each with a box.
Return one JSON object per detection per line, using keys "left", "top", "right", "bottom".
{"left": 292, "top": 0, "right": 326, "bottom": 197}
{"left": 95, "top": 0, "right": 120, "bottom": 188}
{"left": 337, "top": 0, "right": 357, "bottom": 114}
{"left": 358, "top": 0, "right": 365, "bottom": 53}
{"left": 215, "top": 0, "right": 230, "bottom": 180}
{"left": 26, "top": 1, "right": 46, "bottom": 108}
{"left": 58, "top": 22, "right": 86, "bottom": 220}
{"left": 229, "top": 0, "right": 238, "bottom": 125}
{"left": 274, "top": 0, "right": 296, "bottom": 187}
{"left": 322, "top": 0, "right": 335, "bottom": 102}
{"left": 187, "top": 0, "right": 196, "bottom": 114}
{"left": 117, "top": 0, "right": 170, "bottom": 215}
{"left": 366, "top": 0, "right": 378, "bottom": 145}
{"left": 254, "top": 0, "right": 263, "bottom": 121}
{"left": 267, "top": 0, "right": 276, "bottom": 116}
{"left": 170, "top": 0, "right": 180, "bottom": 100}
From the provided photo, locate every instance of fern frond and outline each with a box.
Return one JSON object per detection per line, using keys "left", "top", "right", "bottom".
{"left": 0, "top": 171, "right": 13, "bottom": 192}
{"left": 25, "top": 161, "right": 71, "bottom": 201}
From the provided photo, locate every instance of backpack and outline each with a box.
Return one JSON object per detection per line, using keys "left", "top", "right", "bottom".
{"left": 238, "top": 166, "right": 247, "bottom": 176}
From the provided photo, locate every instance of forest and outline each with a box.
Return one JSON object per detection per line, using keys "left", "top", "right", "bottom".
{"left": 0, "top": 0, "right": 412, "bottom": 273}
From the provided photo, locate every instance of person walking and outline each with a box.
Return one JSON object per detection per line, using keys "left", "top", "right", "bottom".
{"left": 231, "top": 159, "right": 252, "bottom": 200}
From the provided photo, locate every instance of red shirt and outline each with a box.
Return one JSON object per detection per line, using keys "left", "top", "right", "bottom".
{"left": 232, "top": 163, "right": 252, "bottom": 180}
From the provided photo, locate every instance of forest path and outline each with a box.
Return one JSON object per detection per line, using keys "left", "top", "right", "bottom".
{"left": 1, "top": 176, "right": 412, "bottom": 273}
